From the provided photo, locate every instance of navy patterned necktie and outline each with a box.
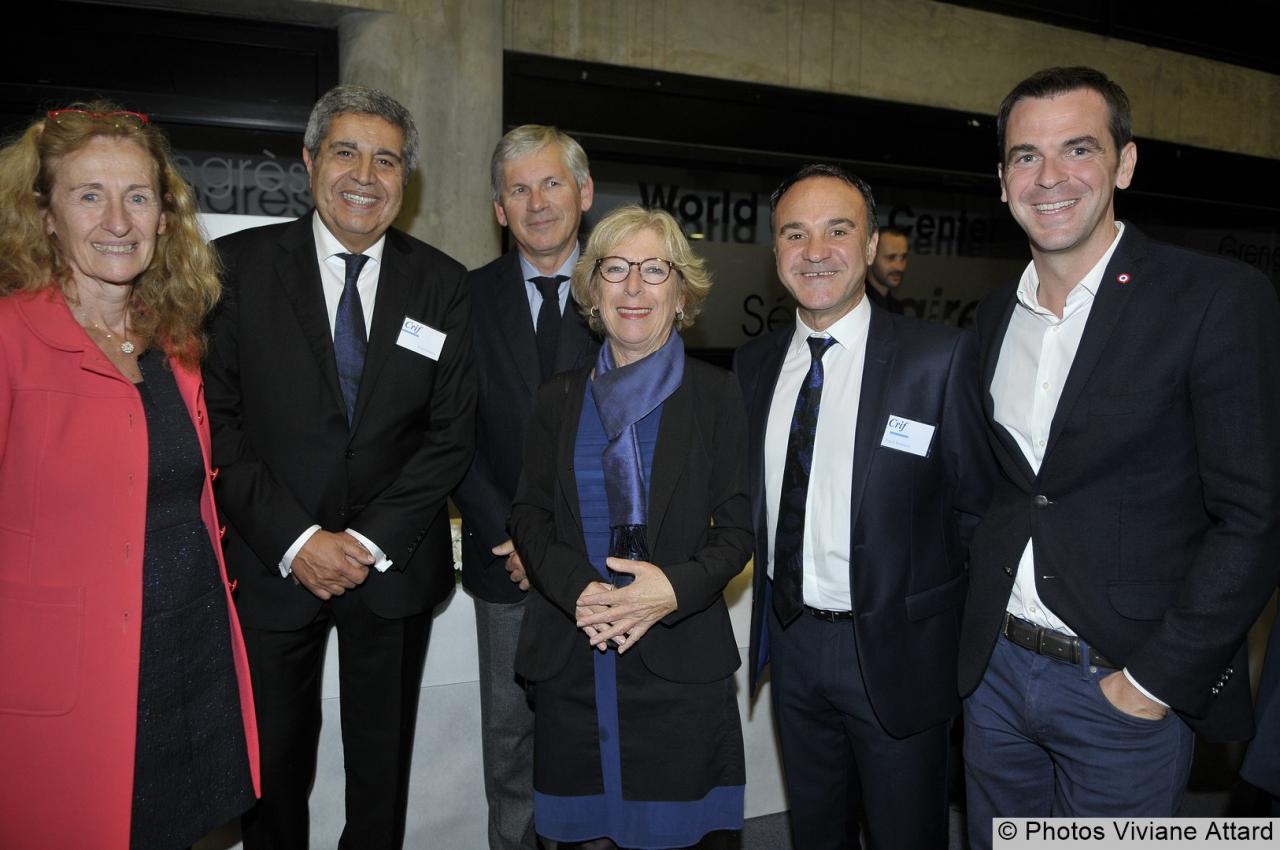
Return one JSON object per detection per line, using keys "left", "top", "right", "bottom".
{"left": 532, "top": 275, "right": 568, "bottom": 381}
{"left": 772, "top": 335, "right": 837, "bottom": 625}
{"left": 334, "top": 252, "right": 370, "bottom": 424}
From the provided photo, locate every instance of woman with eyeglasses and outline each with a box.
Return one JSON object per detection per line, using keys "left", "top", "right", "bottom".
{"left": 510, "top": 205, "right": 752, "bottom": 849}
{"left": 0, "top": 104, "right": 258, "bottom": 849}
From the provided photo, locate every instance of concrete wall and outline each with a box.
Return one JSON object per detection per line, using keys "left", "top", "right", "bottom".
{"left": 336, "top": 0, "right": 505, "bottom": 268}
{"left": 504, "top": 0, "right": 1280, "bottom": 162}
{"left": 154, "top": 0, "right": 507, "bottom": 268}
{"left": 152, "top": 0, "right": 1278, "bottom": 267}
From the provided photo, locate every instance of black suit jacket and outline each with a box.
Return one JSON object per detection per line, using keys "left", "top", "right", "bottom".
{"left": 509, "top": 357, "right": 753, "bottom": 685}
{"left": 958, "top": 224, "right": 1280, "bottom": 741}
{"left": 735, "top": 305, "right": 990, "bottom": 738}
{"left": 866, "top": 284, "right": 905, "bottom": 315}
{"left": 204, "top": 213, "right": 477, "bottom": 630}
{"left": 454, "top": 249, "right": 598, "bottom": 603}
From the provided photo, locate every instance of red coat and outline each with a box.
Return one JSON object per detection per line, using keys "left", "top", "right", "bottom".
{"left": 0, "top": 288, "right": 260, "bottom": 850}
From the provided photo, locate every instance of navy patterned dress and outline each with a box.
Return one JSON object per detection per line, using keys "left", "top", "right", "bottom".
{"left": 128, "top": 350, "right": 253, "bottom": 850}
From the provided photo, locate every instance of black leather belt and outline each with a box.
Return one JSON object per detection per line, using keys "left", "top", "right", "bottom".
{"left": 1002, "top": 613, "right": 1114, "bottom": 669}
{"left": 806, "top": 606, "right": 854, "bottom": 622}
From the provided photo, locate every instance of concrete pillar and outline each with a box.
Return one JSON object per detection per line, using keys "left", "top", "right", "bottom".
{"left": 339, "top": 0, "right": 504, "bottom": 267}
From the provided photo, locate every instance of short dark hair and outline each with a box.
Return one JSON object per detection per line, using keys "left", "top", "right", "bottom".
{"left": 877, "top": 224, "right": 909, "bottom": 242}
{"left": 770, "top": 163, "right": 878, "bottom": 239}
{"left": 996, "top": 66, "right": 1131, "bottom": 161}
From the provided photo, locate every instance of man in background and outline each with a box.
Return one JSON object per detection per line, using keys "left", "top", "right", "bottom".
{"left": 865, "top": 224, "right": 909, "bottom": 314}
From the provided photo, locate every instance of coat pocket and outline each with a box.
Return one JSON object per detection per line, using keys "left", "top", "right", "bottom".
{"left": 0, "top": 581, "right": 84, "bottom": 715}
{"left": 1108, "top": 580, "right": 1182, "bottom": 621}
{"left": 905, "top": 571, "right": 969, "bottom": 622}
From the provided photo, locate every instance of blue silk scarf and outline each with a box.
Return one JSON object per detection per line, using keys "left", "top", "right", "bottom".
{"left": 590, "top": 331, "right": 684, "bottom": 555}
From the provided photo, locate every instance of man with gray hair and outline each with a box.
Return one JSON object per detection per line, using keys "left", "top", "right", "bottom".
{"left": 454, "top": 124, "right": 597, "bottom": 849}
{"left": 206, "top": 84, "right": 476, "bottom": 849}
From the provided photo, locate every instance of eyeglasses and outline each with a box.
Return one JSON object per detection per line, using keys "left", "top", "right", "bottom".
{"left": 594, "top": 256, "right": 678, "bottom": 286}
{"left": 46, "top": 109, "right": 150, "bottom": 129}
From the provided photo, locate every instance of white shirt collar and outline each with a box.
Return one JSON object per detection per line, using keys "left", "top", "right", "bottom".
{"left": 312, "top": 212, "right": 387, "bottom": 266}
{"left": 790, "top": 291, "right": 873, "bottom": 354}
{"left": 1015, "top": 221, "right": 1124, "bottom": 321}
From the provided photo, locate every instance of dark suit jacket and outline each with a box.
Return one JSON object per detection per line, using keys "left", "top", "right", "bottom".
{"left": 957, "top": 223, "right": 1280, "bottom": 742}
{"left": 509, "top": 357, "right": 753, "bottom": 685}
{"left": 204, "top": 213, "right": 477, "bottom": 630}
{"left": 866, "top": 285, "right": 905, "bottom": 315}
{"left": 735, "top": 305, "right": 990, "bottom": 739}
{"left": 454, "top": 249, "right": 598, "bottom": 603}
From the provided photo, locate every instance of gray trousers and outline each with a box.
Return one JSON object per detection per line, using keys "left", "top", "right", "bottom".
{"left": 474, "top": 595, "right": 538, "bottom": 850}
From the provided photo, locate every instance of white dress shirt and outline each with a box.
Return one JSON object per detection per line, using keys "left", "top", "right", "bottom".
{"left": 764, "top": 298, "right": 871, "bottom": 611}
{"left": 519, "top": 249, "right": 578, "bottom": 328}
{"left": 991, "top": 222, "right": 1160, "bottom": 702}
{"left": 276, "top": 215, "right": 394, "bottom": 577}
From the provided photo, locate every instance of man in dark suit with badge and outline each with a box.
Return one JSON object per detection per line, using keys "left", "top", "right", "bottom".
{"left": 734, "top": 164, "right": 990, "bottom": 850}
{"left": 453, "top": 125, "right": 597, "bottom": 850}
{"left": 205, "top": 85, "right": 476, "bottom": 850}
{"left": 959, "top": 66, "right": 1280, "bottom": 849}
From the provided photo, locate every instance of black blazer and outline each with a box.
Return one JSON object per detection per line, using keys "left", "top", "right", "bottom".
{"left": 509, "top": 357, "right": 753, "bottom": 685}
{"left": 204, "top": 213, "right": 477, "bottom": 630}
{"left": 958, "top": 224, "right": 1280, "bottom": 741}
{"left": 454, "top": 249, "right": 597, "bottom": 603}
{"left": 735, "top": 306, "right": 990, "bottom": 738}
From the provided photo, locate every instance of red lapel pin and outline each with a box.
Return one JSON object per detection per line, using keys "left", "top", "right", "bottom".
{"left": 1117, "top": 273, "right": 1131, "bottom": 284}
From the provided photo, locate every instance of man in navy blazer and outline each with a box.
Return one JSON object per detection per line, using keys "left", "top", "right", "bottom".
{"left": 452, "top": 125, "right": 597, "bottom": 850}
{"left": 734, "top": 164, "right": 990, "bottom": 850}
{"left": 958, "top": 66, "right": 1280, "bottom": 849}
{"left": 205, "top": 86, "right": 475, "bottom": 849}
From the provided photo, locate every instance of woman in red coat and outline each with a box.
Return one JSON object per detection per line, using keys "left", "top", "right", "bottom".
{"left": 0, "top": 104, "right": 259, "bottom": 850}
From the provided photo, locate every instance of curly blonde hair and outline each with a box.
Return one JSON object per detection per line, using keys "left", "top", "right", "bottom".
{"left": 570, "top": 205, "right": 712, "bottom": 335}
{"left": 0, "top": 101, "right": 219, "bottom": 367}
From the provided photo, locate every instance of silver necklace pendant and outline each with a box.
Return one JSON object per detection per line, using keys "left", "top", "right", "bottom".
{"left": 120, "top": 340, "right": 136, "bottom": 355}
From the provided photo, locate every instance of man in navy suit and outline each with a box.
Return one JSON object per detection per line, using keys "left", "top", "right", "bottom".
{"left": 958, "top": 66, "right": 1280, "bottom": 849}
{"left": 453, "top": 125, "right": 597, "bottom": 850}
{"left": 206, "top": 85, "right": 475, "bottom": 850}
{"left": 734, "top": 164, "right": 990, "bottom": 850}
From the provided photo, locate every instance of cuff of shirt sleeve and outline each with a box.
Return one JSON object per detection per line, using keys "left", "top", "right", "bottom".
{"left": 280, "top": 525, "right": 322, "bottom": 577}
{"left": 346, "top": 527, "right": 393, "bottom": 572}
{"left": 1122, "top": 667, "right": 1170, "bottom": 708}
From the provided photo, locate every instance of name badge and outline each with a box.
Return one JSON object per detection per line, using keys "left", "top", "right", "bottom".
{"left": 396, "top": 316, "right": 446, "bottom": 361}
{"left": 880, "top": 414, "right": 935, "bottom": 458}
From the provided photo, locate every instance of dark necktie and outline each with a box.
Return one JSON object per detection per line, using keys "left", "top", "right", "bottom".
{"left": 772, "top": 335, "right": 837, "bottom": 625}
{"left": 334, "top": 252, "right": 370, "bottom": 424}
{"left": 532, "top": 275, "right": 568, "bottom": 381}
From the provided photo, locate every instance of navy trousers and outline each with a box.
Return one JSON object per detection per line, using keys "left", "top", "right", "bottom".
{"left": 963, "top": 635, "right": 1194, "bottom": 850}
{"left": 769, "top": 605, "right": 949, "bottom": 850}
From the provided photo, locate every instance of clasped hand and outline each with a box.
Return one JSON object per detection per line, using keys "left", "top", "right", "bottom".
{"left": 290, "top": 530, "right": 374, "bottom": 600}
{"left": 574, "top": 558, "right": 677, "bottom": 654}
